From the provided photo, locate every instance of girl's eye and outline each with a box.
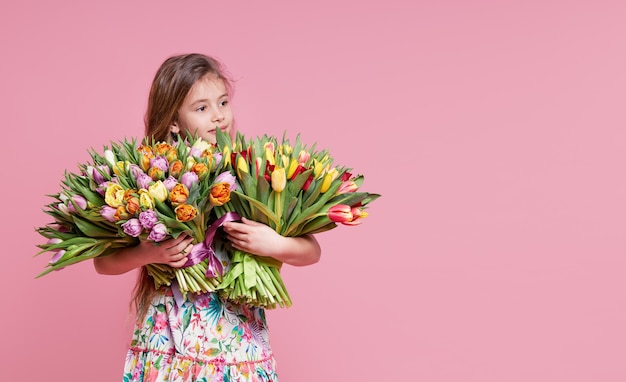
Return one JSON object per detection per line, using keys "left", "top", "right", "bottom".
{"left": 220, "top": 100, "right": 229, "bottom": 107}
{"left": 196, "top": 106, "right": 206, "bottom": 112}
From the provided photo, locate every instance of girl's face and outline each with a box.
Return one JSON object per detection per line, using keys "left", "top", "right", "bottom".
{"left": 170, "top": 74, "right": 234, "bottom": 144}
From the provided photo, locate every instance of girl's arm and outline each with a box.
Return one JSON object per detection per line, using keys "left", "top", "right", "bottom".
{"left": 222, "top": 217, "right": 321, "bottom": 266}
{"left": 93, "top": 235, "right": 194, "bottom": 275}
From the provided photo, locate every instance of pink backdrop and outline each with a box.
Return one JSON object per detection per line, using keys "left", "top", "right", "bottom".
{"left": 2, "top": 1, "right": 626, "bottom": 381}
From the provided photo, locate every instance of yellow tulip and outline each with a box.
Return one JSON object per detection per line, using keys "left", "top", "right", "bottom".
{"left": 191, "top": 139, "right": 211, "bottom": 153}
{"left": 112, "top": 160, "right": 130, "bottom": 176}
{"left": 222, "top": 146, "right": 232, "bottom": 166}
{"left": 286, "top": 158, "right": 299, "bottom": 179}
{"left": 320, "top": 168, "right": 339, "bottom": 193}
{"left": 237, "top": 155, "right": 249, "bottom": 178}
{"left": 281, "top": 144, "right": 293, "bottom": 155}
{"left": 148, "top": 181, "right": 168, "bottom": 202}
{"left": 264, "top": 147, "right": 275, "bottom": 166}
{"left": 104, "top": 184, "right": 125, "bottom": 207}
{"left": 138, "top": 190, "right": 155, "bottom": 209}
{"left": 185, "top": 157, "right": 197, "bottom": 171}
{"left": 271, "top": 167, "right": 287, "bottom": 192}
{"left": 313, "top": 159, "right": 326, "bottom": 177}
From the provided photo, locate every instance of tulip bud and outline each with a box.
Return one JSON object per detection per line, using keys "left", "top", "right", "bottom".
{"left": 255, "top": 157, "right": 263, "bottom": 177}
{"left": 319, "top": 168, "right": 339, "bottom": 193}
{"left": 297, "top": 150, "right": 310, "bottom": 164}
{"left": 104, "top": 149, "right": 116, "bottom": 167}
{"left": 112, "top": 160, "right": 130, "bottom": 176}
{"left": 281, "top": 144, "right": 293, "bottom": 155}
{"left": 100, "top": 205, "right": 117, "bottom": 222}
{"left": 49, "top": 249, "right": 66, "bottom": 264}
{"left": 343, "top": 207, "right": 369, "bottom": 226}
{"left": 237, "top": 155, "right": 249, "bottom": 178}
{"left": 148, "top": 181, "right": 168, "bottom": 202}
{"left": 180, "top": 172, "right": 199, "bottom": 190}
{"left": 328, "top": 204, "right": 353, "bottom": 223}
{"left": 287, "top": 159, "right": 299, "bottom": 179}
{"left": 192, "top": 139, "right": 211, "bottom": 154}
{"left": 148, "top": 223, "right": 168, "bottom": 242}
{"left": 271, "top": 167, "right": 287, "bottom": 192}
{"left": 105, "top": 184, "right": 125, "bottom": 207}
{"left": 175, "top": 204, "right": 198, "bottom": 222}
{"left": 336, "top": 180, "right": 358, "bottom": 195}
{"left": 169, "top": 160, "right": 184, "bottom": 178}
{"left": 265, "top": 147, "right": 275, "bottom": 166}
{"left": 313, "top": 159, "right": 326, "bottom": 177}
{"left": 209, "top": 183, "right": 231, "bottom": 206}
{"left": 169, "top": 183, "right": 189, "bottom": 206}
{"left": 121, "top": 218, "right": 143, "bottom": 237}
{"left": 68, "top": 195, "right": 88, "bottom": 212}
{"left": 222, "top": 146, "right": 231, "bottom": 166}
{"left": 138, "top": 190, "right": 155, "bottom": 210}
{"left": 215, "top": 171, "right": 237, "bottom": 191}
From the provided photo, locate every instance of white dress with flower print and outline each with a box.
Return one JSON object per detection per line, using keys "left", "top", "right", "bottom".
{"left": 123, "top": 286, "right": 278, "bottom": 382}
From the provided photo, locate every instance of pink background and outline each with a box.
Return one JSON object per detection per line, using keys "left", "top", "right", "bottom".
{"left": 2, "top": 1, "right": 626, "bottom": 381}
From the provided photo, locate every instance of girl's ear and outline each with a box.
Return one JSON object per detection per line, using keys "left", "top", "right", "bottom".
{"left": 169, "top": 121, "right": 180, "bottom": 135}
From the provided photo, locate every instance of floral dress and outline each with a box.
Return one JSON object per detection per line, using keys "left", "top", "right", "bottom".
{"left": 123, "top": 286, "right": 278, "bottom": 382}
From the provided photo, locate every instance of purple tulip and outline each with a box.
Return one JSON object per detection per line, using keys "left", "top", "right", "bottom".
{"left": 57, "top": 203, "right": 70, "bottom": 215}
{"left": 49, "top": 249, "right": 66, "bottom": 264}
{"left": 100, "top": 205, "right": 117, "bottom": 222}
{"left": 66, "top": 195, "right": 88, "bottom": 213}
{"left": 139, "top": 210, "right": 158, "bottom": 229}
{"left": 181, "top": 171, "right": 199, "bottom": 189}
{"left": 150, "top": 156, "right": 169, "bottom": 171}
{"left": 121, "top": 218, "right": 143, "bottom": 237}
{"left": 163, "top": 176, "right": 178, "bottom": 191}
{"left": 213, "top": 153, "right": 222, "bottom": 166}
{"left": 88, "top": 165, "right": 110, "bottom": 184}
{"left": 148, "top": 223, "right": 168, "bottom": 242}
{"left": 53, "top": 224, "right": 70, "bottom": 233}
{"left": 130, "top": 164, "right": 144, "bottom": 179}
{"left": 189, "top": 147, "right": 202, "bottom": 158}
{"left": 214, "top": 171, "right": 237, "bottom": 191}
{"left": 137, "top": 173, "right": 153, "bottom": 190}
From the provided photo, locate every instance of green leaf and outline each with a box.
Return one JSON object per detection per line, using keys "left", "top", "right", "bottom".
{"left": 256, "top": 176, "right": 271, "bottom": 205}
{"left": 287, "top": 169, "right": 313, "bottom": 195}
{"left": 231, "top": 191, "right": 280, "bottom": 226}
{"left": 73, "top": 217, "right": 120, "bottom": 238}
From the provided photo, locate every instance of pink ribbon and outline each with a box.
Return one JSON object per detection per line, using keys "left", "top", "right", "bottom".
{"left": 171, "top": 212, "right": 241, "bottom": 307}
{"left": 183, "top": 211, "right": 242, "bottom": 277}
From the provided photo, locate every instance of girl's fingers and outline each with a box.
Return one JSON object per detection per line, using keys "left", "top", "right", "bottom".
{"left": 170, "top": 256, "right": 188, "bottom": 268}
{"left": 224, "top": 222, "right": 248, "bottom": 234}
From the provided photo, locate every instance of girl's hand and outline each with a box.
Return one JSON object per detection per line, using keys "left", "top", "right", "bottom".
{"left": 143, "top": 234, "right": 195, "bottom": 268}
{"left": 222, "top": 217, "right": 321, "bottom": 266}
{"left": 94, "top": 234, "right": 195, "bottom": 275}
{"left": 222, "top": 217, "right": 284, "bottom": 257}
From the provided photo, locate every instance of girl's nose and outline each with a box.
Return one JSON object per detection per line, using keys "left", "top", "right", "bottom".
{"left": 212, "top": 109, "right": 224, "bottom": 122}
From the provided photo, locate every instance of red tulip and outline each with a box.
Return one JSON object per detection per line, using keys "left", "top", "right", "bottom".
{"left": 328, "top": 204, "right": 353, "bottom": 223}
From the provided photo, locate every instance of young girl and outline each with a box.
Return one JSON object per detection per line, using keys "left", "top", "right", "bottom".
{"left": 94, "top": 53, "right": 321, "bottom": 382}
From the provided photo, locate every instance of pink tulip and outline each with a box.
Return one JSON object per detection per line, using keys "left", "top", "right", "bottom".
{"left": 328, "top": 204, "right": 353, "bottom": 223}
{"left": 214, "top": 171, "right": 237, "bottom": 191}
{"left": 100, "top": 205, "right": 117, "bottom": 222}
{"left": 343, "top": 207, "right": 369, "bottom": 226}
{"left": 336, "top": 180, "right": 358, "bottom": 195}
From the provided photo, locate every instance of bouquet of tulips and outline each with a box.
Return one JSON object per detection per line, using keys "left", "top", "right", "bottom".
{"left": 209, "top": 129, "right": 380, "bottom": 308}
{"left": 35, "top": 135, "right": 235, "bottom": 297}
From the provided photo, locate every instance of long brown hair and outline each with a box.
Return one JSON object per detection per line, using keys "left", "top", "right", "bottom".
{"left": 132, "top": 53, "right": 234, "bottom": 321}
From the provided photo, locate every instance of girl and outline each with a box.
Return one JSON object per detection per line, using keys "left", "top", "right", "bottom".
{"left": 94, "top": 53, "right": 321, "bottom": 382}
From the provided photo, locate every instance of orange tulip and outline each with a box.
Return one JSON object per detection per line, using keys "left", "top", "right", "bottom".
{"left": 175, "top": 204, "right": 198, "bottom": 222}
